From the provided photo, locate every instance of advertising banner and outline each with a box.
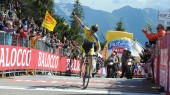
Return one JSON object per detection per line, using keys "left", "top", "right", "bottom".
{"left": 158, "top": 11, "right": 170, "bottom": 21}
{"left": 66, "top": 59, "right": 80, "bottom": 73}
{"left": 169, "top": 58, "right": 170, "bottom": 93}
{"left": 103, "top": 31, "right": 133, "bottom": 60}
{"left": 0, "top": 45, "right": 80, "bottom": 74}
{"left": 168, "top": 41, "right": 170, "bottom": 94}
{"left": 159, "top": 35, "right": 169, "bottom": 91}
{"left": 0, "top": 46, "right": 31, "bottom": 70}
{"left": 108, "top": 40, "right": 132, "bottom": 58}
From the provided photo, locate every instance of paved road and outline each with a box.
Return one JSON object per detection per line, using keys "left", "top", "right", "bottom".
{"left": 0, "top": 75, "right": 166, "bottom": 95}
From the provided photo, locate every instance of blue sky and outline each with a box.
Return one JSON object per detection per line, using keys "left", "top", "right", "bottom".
{"left": 54, "top": 0, "right": 170, "bottom": 12}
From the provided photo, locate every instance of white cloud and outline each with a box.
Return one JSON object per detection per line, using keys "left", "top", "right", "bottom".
{"left": 54, "top": 0, "right": 170, "bottom": 12}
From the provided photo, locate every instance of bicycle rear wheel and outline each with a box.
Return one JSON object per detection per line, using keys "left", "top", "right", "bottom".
{"left": 82, "top": 62, "right": 91, "bottom": 89}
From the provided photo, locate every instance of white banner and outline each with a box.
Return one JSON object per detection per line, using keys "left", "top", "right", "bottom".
{"left": 158, "top": 11, "right": 170, "bottom": 21}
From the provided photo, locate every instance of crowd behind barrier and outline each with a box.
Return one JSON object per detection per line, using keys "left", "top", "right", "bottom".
{"left": 0, "top": 6, "right": 102, "bottom": 78}
{"left": 142, "top": 33, "right": 170, "bottom": 94}
{"left": 157, "top": 33, "right": 170, "bottom": 94}
{"left": 0, "top": 30, "right": 90, "bottom": 77}
{"left": 0, "top": 30, "right": 81, "bottom": 57}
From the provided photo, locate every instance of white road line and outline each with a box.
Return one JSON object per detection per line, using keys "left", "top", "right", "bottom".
{"left": 0, "top": 86, "right": 163, "bottom": 95}
{"left": 40, "top": 81, "right": 46, "bottom": 83}
{"left": 65, "top": 82, "right": 72, "bottom": 84}
{"left": 25, "top": 80, "right": 31, "bottom": 81}
{"left": 15, "top": 80, "right": 22, "bottom": 81}
{"left": 49, "top": 81, "right": 58, "bottom": 83}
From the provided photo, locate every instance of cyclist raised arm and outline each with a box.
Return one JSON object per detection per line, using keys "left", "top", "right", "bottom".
{"left": 72, "top": 12, "right": 83, "bottom": 26}
{"left": 72, "top": 12, "right": 101, "bottom": 78}
{"left": 72, "top": 12, "right": 101, "bottom": 53}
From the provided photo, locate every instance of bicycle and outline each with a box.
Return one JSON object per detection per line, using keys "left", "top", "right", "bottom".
{"left": 82, "top": 54, "right": 97, "bottom": 89}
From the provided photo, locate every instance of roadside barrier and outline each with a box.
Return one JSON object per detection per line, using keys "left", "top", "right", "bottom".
{"left": 0, "top": 31, "right": 102, "bottom": 78}
{"left": 0, "top": 45, "right": 80, "bottom": 77}
{"left": 0, "top": 45, "right": 103, "bottom": 78}
{"left": 151, "top": 33, "right": 170, "bottom": 94}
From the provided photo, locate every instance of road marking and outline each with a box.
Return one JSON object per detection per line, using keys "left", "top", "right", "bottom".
{"left": 0, "top": 86, "right": 163, "bottom": 95}
{"left": 12, "top": 79, "right": 144, "bottom": 88}
{"left": 40, "top": 81, "right": 46, "bottom": 83}
{"left": 49, "top": 81, "right": 58, "bottom": 83}
{"left": 25, "top": 80, "right": 31, "bottom": 81}
{"left": 65, "top": 82, "right": 72, "bottom": 84}
{"left": 15, "top": 80, "right": 22, "bottom": 81}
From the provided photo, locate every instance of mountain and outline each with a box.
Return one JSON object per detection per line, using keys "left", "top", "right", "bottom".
{"left": 112, "top": 6, "right": 161, "bottom": 44}
{"left": 54, "top": 3, "right": 161, "bottom": 45}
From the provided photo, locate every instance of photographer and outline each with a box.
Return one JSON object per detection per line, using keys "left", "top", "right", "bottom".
{"left": 106, "top": 50, "right": 120, "bottom": 78}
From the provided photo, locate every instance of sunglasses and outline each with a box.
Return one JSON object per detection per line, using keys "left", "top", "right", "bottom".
{"left": 156, "top": 27, "right": 162, "bottom": 29}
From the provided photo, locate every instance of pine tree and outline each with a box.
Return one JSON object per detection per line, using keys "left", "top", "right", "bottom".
{"left": 69, "top": 0, "right": 84, "bottom": 44}
{"left": 53, "top": 15, "right": 70, "bottom": 42}
{"left": 115, "top": 20, "right": 125, "bottom": 31}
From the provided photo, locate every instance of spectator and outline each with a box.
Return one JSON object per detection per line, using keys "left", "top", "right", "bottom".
{"left": 63, "top": 39, "right": 69, "bottom": 56}
{"left": 144, "top": 42, "right": 149, "bottom": 48}
{"left": 19, "top": 23, "right": 29, "bottom": 47}
{"left": 56, "top": 40, "right": 64, "bottom": 55}
{"left": 45, "top": 31, "right": 51, "bottom": 52}
{"left": 0, "top": 11, "right": 5, "bottom": 30}
{"left": 142, "top": 24, "right": 166, "bottom": 45}
{"left": 50, "top": 34, "right": 58, "bottom": 54}
{"left": 2, "top": 21, "right": 14, "bottom": 45}
{"left": 29, "top": 31, "right": 41, "bottom": 49}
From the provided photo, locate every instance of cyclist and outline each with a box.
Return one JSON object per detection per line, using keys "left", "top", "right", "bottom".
{"left": 72, "top": 12, "right": 101, "bottom": 78}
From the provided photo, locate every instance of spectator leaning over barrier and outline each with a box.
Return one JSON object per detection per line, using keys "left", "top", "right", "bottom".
{"left": 63, "top": 37, "right": 69, "bottom": 56}
{"left": 2, "top": 21, "right": 14, "bottom": 45}
{"left": 56, "top": 39, "right": 64, "bottom": 55}
{"left": 0, "top": 11, "right": 5, "bottom": 30}
{"left": 142, "top": 24, "right": 166, "bottom": 45}
{"left": 12, "top": 19, "right": 22, "bottom": 46}
{"left": 142, "top": 24, "right": 165, "bottom": 80}
{"left": 19, "top": 23, "right": 29, "bottom": 47}
{"left": 64, "top": 41, "right": 75, "bottom": 58}
{"left": 50, "top": 34, "right": 58, "bottom": 54}
{"left": 45, "top": 31, "right": 51, "bottom": 52}
{"left": 29, "top": 31, "right": 41, "bottom": 49}
{"left": 70, "top": 41, "right": 80, "bottom": 59}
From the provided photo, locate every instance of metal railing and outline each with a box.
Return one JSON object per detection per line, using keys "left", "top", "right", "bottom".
{"left": 0, "top": 31, "right": 64, "bottom": 55}
{"left": 0, "top": 31, "right": 82, "bottom": 78}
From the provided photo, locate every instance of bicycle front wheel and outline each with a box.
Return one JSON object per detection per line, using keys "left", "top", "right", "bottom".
{"left": 82, "top": 62, "right": 91, "bottom": 89}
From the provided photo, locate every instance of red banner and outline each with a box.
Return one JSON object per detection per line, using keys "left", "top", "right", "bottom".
{"left": 159, "top": 35, "right": 169, "bottom": 92}
{"left": 0, "top": 45, "right": 80, "bottom": 73}
{"left": 0, "top": 46, "right": 31, "bottom": 70}
{"left": 65, "top": 59, "right": 80, "bottom": 73}
{"left": 154, "top": 56, "right": 159, "bottom": 84}
{"left": 168, "top": 47, "right": 170, "bottom": 94}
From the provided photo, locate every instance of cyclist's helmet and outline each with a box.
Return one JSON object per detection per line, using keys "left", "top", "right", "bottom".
{"left": 113, "top": 49, "right": 117, "bottom": 54}
{"left": 91, "top": 24, "right": 99, "bottom": 33}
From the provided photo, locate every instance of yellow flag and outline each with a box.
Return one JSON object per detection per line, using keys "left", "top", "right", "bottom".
{"left": 42, "top": 11, "right": 57, "bottom": 31}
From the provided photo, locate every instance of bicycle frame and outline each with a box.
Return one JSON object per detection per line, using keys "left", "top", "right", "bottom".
{"left": 82, "top": 54, "right": 97, "bottom": 89}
